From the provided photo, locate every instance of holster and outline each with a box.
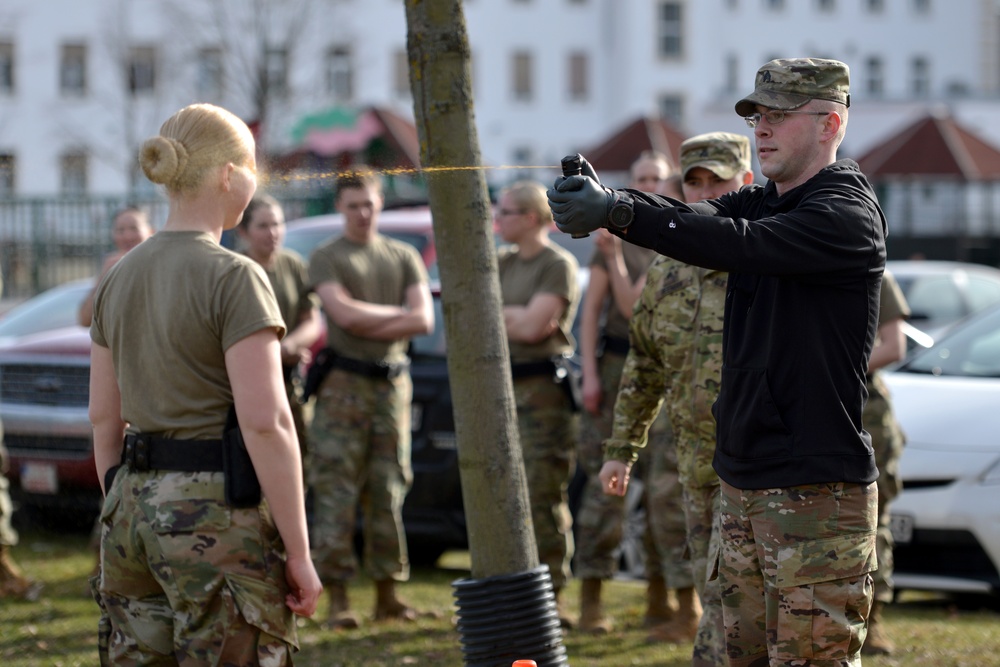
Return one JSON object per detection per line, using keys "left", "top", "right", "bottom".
{"left": 222, "top": 406, "right": 262, "bottom": 508}
{"left": 552, "top": 354, "right": 583, "bottom": 413}
{"left": 301, "top": 347, "right": 336, "bottom": 402}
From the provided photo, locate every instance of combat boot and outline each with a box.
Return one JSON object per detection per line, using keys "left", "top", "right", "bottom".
{"left": 578, "top": 578, "right": 612, "bottom": 634}
{"left": 0, "top": 545, "right": 41, "bottom": 601}
{"left": 374, "top": 579, "right": 419, "bottom": 622}
{"left": 324, "top": 581, "right": 361, "bottom": 630}
{"left": 862, "top": 601, "right": 895, "bottom": 656}
{"left": 643, "top": 574, "right": 675, "bottom": 627}
{"left": 647, "top": 586, "right": 701, "bottom": 644}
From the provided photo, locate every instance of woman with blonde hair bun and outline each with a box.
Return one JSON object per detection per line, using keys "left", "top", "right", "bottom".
{"left": 88, "top": 103, "right": 321, "bottom": 664}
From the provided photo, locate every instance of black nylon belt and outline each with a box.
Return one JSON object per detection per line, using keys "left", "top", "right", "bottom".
{"left": 330, "top": 354, "right": 410, "bottom": 379}
{"left": 510, "top": 359, "right": 557, "bottom": 379}
{"left": 122, "top": 434, "right": 224, "bottom": 473}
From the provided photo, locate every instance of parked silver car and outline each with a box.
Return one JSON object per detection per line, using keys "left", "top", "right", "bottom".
{"left": 882, "top": 303, "right": 1000, "bottom": 597}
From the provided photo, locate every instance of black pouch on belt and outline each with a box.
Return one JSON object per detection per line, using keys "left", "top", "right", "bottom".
{"left": 222, "top": 405, "right": 261, "bottom": 508}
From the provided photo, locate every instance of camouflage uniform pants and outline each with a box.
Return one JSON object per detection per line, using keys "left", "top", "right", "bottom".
{"left": 309, "top": 369, "right": 413, "bottom": 583}
{"left": 864, "top": 373, "right": 904, "bottom": 604}
{"left": 643, "top": 431, "right": 691, "bottom": 588}
{"left": 94, "top": 468, "right": 297, "bottom": 665}
{"left": 514, "top": 374, "right": 578, "bottom": 590}
{"left": 286, "top": 374, "right": 312, "bottom": 464}
{"left": 575, "top": 350, "right": 675, "bottom": 581}
{"left": 682, "top": 482, "right": 726, "bottom": 667}
{"left": 0, "top": 441, "right": 17, "bottom": 549}
{"left": 717, "top": 480, "right": 877, "bottom": 667}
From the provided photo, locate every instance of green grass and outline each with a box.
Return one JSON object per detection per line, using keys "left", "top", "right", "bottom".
{"left": 2, "top": 524, "right": 999, "bottom": 666}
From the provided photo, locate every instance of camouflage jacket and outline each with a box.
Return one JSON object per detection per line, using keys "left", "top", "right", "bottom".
{"left": 604, "top": 255, "right": 725, "bottom": 487}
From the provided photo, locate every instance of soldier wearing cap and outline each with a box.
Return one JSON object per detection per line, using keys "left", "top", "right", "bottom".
{"left": 601, "top": 132, "right": 752, "bottom": 662}
{"left": 549, "top": 58, "right": 885, "bottom": 665}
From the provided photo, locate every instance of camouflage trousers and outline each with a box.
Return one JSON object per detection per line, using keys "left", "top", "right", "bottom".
{"left": 514, "top": 374, "right": 578, "bottom": 590}
{"left": 575, "top": 350, "right": 685, "bottom": 583}
{"left": 286, "top": 374, "right": 312, "bottom": 464}
{"left": 682, "top": 482, "right": 726, "bottom": 667}
{"left": 864, "top": 374, "right": 905, "bottom": 604}
{"left": 93, "top": 468, "right": 297, "bottom": 665}
{"left": 0, "top": 441, "right": 17, "bottom": 548}
{"left": 309, "top": 369, "right": 413, "bottom": 583}
{"left": 717, "top": 480, "right": 877, "bottom": 667}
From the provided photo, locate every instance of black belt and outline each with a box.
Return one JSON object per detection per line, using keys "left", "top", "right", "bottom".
{"left": 330, "top": 354, "right": 410, "bottom": 379}
{"left": 511, "top": 359, "right": 557, "bottom": 379}
{"left": 602, "top": 335, "right": 630, "bottom": 356}
{"left": 122, "top": 434, "right": 224, "bottom": 473}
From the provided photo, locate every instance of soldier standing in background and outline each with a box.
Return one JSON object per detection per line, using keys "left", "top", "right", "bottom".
{"left": 601, "top": 133, "right": 753, "bottom": 657}
{"left": 238, "top": 195, "right": 322, "bottom": 463}
{"left": 861, "top": 268, "right": 909, "bottom": 656}
{"left": 575, "top": 150, "right": 687, "bottom": 634}
{"left": 308, "top": 168, "right": 434, "bottom": 629}
{"left": 496, "top": 180, "right": 581, "bottom": 628}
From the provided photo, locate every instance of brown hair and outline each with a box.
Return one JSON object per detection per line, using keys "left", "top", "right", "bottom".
{"left": 335, "top": 166, "right": 382, "bottom": 201}
{"left": 239, "top": 194, "right": 283, "bottom": 228}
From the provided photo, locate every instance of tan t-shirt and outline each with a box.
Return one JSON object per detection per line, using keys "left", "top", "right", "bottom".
{"left": 91, "top": 231, "right": 285, "bottom": 440}
{"left": 878, "top": 269, "right": 910, "bottom": 327}
{"left": 247, "top": 248, "right": 318, "bottom": 333}
{"left": 588, "top": 242, "right": 656, "bottom": 341}
{"left": 308, "top": 233, "right": 428, "bottom": 363}
{"left": 499, "top": 243, "right": 579, "bottom": 362}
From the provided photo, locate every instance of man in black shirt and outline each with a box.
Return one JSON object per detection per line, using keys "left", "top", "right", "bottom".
{"left": 548, "top": 58, "right": 885, "bottom": 666}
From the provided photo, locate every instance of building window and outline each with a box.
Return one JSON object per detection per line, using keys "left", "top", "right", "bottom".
{"left": 866, "top": 0, "right": 885, "bottom": 12}
{"left": 816, "top": 0, "right": 835, "bottom": 11}
{"left": 60, "top": 152, "right": 88, "bottom": 196}
{"left": 512, "top": 51, "right": 533, "bottom": 101}
{"left": 0, "top": 42, "right": 14, "bottom": 93}
{"left": 325, "top": 45, "right": 353, "bottom": 101}
{"left": 866, "top": 56, "right": 884, "bottom": 96}
{"left": 568, "top": 52, "right": 588, "bottom": 101}
{"left": 911, "top": 56, "right": 930, "bottom": 96}
{"left": 128, "top": 46, "right": 156, "bottom": 95}
{"left": 657, "top": 2, "right": 683, "bottom": 58}
{"left": 60, "top": 44, "right": 87, "bottom": 96}
{"left": 197, "top": 47, "right": 224, "bottom": 98}
{"left": 0, "top": 154, "right": 14, "bottom": 197}
{"left": 265, "top": 47, "right": 288, "bottom": 98}
{"left": 658, "top": 94, "right": 684, "bottom": 127}
{"left": 394, "top": 49, "right": 410, "bottom": 98}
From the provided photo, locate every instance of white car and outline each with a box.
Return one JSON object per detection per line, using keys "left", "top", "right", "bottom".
{"left": 882, "top": 303, "right": 1000, "bottom": 596}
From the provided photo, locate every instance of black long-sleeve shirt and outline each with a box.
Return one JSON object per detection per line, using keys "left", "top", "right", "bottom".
{"left": 619, "top": 159, "right": 885, "bottom": 489}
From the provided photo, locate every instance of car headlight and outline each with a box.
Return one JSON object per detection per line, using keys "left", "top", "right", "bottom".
{"left": 981, "top": 456, "right": 1000, "bottom": 486}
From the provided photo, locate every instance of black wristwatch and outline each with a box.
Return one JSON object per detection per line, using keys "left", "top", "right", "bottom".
{"left": 607, "top": 191, "right": 635, "bottom": 230}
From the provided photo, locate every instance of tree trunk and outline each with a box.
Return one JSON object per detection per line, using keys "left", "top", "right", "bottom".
{"left": 404, "top": 0, "right": 537, "bottom": 579}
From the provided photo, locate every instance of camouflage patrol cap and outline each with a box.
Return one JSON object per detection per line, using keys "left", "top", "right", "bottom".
{"left": 680, "top": 132, "right": 752, "bottom": 180}
{"left": 735, "top": 58, "right": 850, "bottom": 117}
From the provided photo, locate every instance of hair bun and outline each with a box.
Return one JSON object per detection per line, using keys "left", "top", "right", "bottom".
{"left": 139, "top": 136, "right": 190, "bottom": 186}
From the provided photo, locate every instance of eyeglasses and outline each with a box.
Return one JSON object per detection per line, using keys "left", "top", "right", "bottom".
{"left": 744, "top": 110, "right": 830, "bottom": 128}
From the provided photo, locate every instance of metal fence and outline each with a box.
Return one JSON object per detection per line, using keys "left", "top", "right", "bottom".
{"left": 0, "top": 195, "right": 335, "bottom": 301}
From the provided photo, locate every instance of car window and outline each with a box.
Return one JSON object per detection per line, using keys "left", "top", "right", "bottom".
{"left": 900, "top": 276, "right": 963, "bottom": 322}
{"left": 965, "top": 276, "right": 1000, "bottom": 312}
{"left": 904, "top": 308, "right": 1000, "bottom": 377}
{"left": 0, "top": 282, "right": 90, "bottom": 338}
